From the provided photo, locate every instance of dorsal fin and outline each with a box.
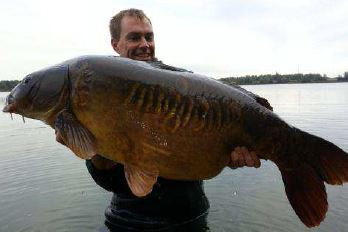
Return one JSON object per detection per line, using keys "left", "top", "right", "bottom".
{"left": 146, "top": 60, "right": 192, "bottom": 73}
{"left": 227, "top": 83, "right": 273, "bottom": 111}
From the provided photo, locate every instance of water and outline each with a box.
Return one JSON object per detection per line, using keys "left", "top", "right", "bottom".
{"left": 1, "top": 82, "right": 348, "bottom": 232}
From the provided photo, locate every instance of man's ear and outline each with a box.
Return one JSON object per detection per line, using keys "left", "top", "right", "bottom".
{"left": 111, "top": 38, "right": 120, "bottom": 53}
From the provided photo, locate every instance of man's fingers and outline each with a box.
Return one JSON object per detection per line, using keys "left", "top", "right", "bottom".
{"left": 239, "top": 147, "right": 261, "bottom": 168}
{"left": 230, "top": 147, "right": 244, "bottom": 168}
{"left": 229, "top": 146, "right": 261, "bottom": 169}
{"left": 244, "top": 151, "right": 255, "bottom": 167}
{"left": 230, "top": 150, "right": 240, "bottom": 169}
{"left": 250, "top": 151, "right": 261, "bottom": 168}
{"left": 240, "top": 147, "right": 255, "bottom": 167}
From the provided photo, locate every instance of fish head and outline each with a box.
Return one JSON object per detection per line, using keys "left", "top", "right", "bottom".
{"left": 2, "top": 64, "right": 69, "bottom": 121}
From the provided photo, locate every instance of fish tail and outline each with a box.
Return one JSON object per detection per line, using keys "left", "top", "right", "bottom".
{"left": 274, "top": 128, "right": 348, "bottom": 227}
{"left": 276, "top": 160, "right": 327, "bottom": 227}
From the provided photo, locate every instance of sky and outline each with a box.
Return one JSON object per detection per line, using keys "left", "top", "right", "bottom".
{"left": 0, "top": 0, "right": 347, "bottom": 81}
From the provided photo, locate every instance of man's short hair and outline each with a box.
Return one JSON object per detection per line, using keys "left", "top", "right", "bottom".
{"left": 109, "top": 8, "right": 152, "bottom": 41}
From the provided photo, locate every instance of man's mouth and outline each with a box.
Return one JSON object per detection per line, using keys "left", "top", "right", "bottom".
{"left": 135, "top": 53, "right": 151, "bottom": 58}
{"left": 131, "top": 49, "right": 153, "bottom": 61}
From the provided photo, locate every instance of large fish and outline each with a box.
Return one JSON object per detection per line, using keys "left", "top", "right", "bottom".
{"left": 3, "top": 55, "right": 348, "bottom": 227}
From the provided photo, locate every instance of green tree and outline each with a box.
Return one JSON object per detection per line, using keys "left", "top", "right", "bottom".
{"left": 0, "top": 80, "right": 20, "bottom": 92}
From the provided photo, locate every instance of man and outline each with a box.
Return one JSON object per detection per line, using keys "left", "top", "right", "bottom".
{"left": 86, "top": 8, "right": 260, "bottom": 232}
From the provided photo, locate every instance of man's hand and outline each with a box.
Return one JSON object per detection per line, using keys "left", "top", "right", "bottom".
{"left": 91, "top": 154, "right": 117, "bottom": 170}
{"left": 229, "top": 146, "right": 261, "bottom": 169}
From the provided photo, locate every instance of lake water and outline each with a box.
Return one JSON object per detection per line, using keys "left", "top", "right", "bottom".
{"left": 0, "top": 82, "right": 347, "bottom": 232}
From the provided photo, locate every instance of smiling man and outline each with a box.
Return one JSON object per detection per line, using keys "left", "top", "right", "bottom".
{"left": 87, "top": 8, "right": 260, "bottom": 232}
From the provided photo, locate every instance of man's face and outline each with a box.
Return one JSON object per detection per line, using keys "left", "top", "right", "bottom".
{"left": 112, "top": 16, "right": 155, "bottom": 61}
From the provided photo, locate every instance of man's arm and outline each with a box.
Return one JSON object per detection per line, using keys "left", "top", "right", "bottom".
{"left": 86, "top": 155, "right": 131, "bottom": 194}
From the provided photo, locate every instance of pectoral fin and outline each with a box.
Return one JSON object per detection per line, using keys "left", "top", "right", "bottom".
{"left": 125, "top": 164, "right": 158, "bottom": 197}
{"left": 55, "top": 109, "right": 97, "bottom": 159}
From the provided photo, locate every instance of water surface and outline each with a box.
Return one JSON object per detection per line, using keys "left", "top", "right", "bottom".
{"left": 0, "top": 82, "right": 347, "bottom": 231}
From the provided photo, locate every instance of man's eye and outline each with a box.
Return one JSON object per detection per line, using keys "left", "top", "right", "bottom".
{"left": 145, "top": 34, "right": 153, "bottom": 42}
{"left": 128, "top": 35, "right": 141, "bottom": 41}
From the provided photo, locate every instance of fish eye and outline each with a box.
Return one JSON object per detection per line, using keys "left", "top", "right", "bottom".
{"left": 23, "top": 77, "right": 31, "bottom": 84}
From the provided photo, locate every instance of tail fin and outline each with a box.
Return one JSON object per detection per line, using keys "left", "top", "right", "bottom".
{"left": 298, "top": 129, "right": 348, "bottom": 185}
{"left": 278, "top": 162, "right": 327, "bottom": 227}
{"left": 274, "top": 129, "right": 348, "bottom": 227}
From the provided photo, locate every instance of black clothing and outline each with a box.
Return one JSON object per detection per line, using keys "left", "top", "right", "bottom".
{"left": 86, "top": 161, "right": 209, "bottom": 231}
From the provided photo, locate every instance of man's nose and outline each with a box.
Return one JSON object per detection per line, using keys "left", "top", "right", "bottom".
{"left": 139, "top": 37, "right": 149, "bottom": 48}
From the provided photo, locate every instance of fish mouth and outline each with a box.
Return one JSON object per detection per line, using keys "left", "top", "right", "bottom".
{"left": 3, "top": 102, "right": 27, "bottom": 123}
{"left": 2, "top": 94, "right": 17, "bottom": 113}
{"left": 2, "top": 103, "right": 17, "bottom": 113}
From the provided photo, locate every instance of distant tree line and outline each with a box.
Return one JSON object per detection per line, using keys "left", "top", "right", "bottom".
{"left": 337, "top": 72, "right": 348, "bottom": 82}
{"left": 220, "top": 72, "right": 348, "bottom": 85}
{"left": 1, "top": 71, "right": 347, "bottom": 91}
{"left": 0, "top": 80, "right": 20, "bottom": 92}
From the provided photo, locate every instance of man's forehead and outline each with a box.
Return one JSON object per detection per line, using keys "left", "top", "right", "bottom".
{"left": 120, "top": 15, "right": 153, "bottom": 34}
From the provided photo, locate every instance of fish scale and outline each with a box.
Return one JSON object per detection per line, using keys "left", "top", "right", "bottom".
{"left": 126, "top": 81, "right": 234, "bottom": 133}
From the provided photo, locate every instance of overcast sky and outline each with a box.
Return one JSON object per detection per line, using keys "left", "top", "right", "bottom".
{"left": 1, "top": 0, "right": 347, "bottom": 81}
